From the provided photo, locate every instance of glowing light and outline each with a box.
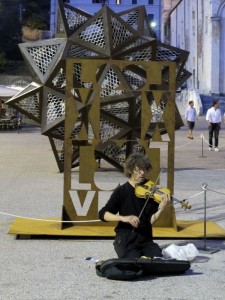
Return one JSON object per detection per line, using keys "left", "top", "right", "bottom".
{"left": 150, "top": 21, "right": 157, "bottom": 28}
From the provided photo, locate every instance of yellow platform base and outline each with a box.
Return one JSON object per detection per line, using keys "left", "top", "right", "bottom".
{"left": 8, "top": 218, "right": 225, "bottom": 239}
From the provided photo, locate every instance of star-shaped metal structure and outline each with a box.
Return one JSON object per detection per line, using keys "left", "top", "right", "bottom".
{"left": 7, "top": 0, "right": 191, "bottom": 173}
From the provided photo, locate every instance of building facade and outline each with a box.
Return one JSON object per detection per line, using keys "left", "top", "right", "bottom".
{"left": 161, "top": 0, "right": 181, "bottom": 43}
{"left": 164, "top": 0, "right": 225, "bottom": 96}
{"left": 50, "top": 0, "right": 162, "bottom": 39}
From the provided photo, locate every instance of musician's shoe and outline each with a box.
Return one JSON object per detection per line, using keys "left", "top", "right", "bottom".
{"left": 209, "top": 147, "right": 212, "bottom": 151}
{"left": 214, "top": 147, "right": 219, "bottom": 152}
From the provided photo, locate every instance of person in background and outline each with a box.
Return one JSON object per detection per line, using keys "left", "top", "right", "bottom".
{"left": 185, "top": 100, "right": 197, "bottom": 139}
{"left": 98, "top": 152, "right": 171, "bottom": 259}
{"left": 0, "top": 99, "right": 6, "bottom": 117}
{"left": 206, "top": 100, "right": 221, "bottom": 152}
{"left": 10, "top": 109, "right": 22, "bottom": 128}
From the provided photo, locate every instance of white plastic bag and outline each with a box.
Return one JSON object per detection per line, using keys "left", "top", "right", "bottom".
{"left": 162, "top": 243, "right": 199, "bottom": 261}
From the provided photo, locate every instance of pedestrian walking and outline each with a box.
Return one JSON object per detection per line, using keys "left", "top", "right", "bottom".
{"left": 185, "top": 100, "right": 197, "bottom": 139}
{"left": 206, "top": 100, "right": 222, "bottom": 151}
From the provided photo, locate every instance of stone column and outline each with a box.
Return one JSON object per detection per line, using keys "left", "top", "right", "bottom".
{"left": 210, "top": 17, "right": 220, "bottom": 94}
{"left": 161, "top": 0, "right": 181, "bottom": 43}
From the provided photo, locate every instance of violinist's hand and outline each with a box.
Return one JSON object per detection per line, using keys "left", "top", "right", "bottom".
{"left": 159, "top": 193, "right": 172, "bottom": 211}
{"left": 151, "top": 194, "right": 172, "bottom": 224}
{"left": 121, "top": 215, "right": 140, "bottom": 228}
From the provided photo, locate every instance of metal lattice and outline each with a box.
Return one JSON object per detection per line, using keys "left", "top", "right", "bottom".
{"left": 52, "top": 68, "right": 66, "bottom": 91}
{"left": 111, "top": 16, "right": 134, "bottom": 48}
{"left": 79, "top": 17, "right": 106, "bottom": 48}
{"left": 67, "top": 44, "right": 98, "bottom": 57}
{"left": 100, "top": 68, "right": 124, "bottom": 97}
{"left": 27, "top": 44, "right": 60, "bottom": 76}
{"left": 65, "top": 8, "right": 89, "bottom": 31}
{"left": 16, "top": 94, "right": 40, "bottom": 120}
{"left": 122, "top": 68, "right": 146, "bottom": 89}
{"left": 46, "top": 93, "right": 65, "bottom": 125}
{"left": 102, "top": 102, "right": 129, "bottom": 121}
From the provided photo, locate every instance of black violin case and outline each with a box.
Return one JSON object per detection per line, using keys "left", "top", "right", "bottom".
{"left": 96, "top": 257, "right": 191, "bottom": 280}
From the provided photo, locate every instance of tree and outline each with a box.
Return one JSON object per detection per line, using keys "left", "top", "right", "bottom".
{"left": 22, "top": 0, "right": 50, "bottom": 30}
{"left": 0, "top": 0, "right": 50, "bottom": 60}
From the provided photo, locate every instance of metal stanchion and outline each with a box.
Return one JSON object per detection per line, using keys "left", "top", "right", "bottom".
{"left": 199, "top": 134, "right": 207, "bottom": 158}
{"left": 199, "top": 183, "right": 220, "bottom": 254}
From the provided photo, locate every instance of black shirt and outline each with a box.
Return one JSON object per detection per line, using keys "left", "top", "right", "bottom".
{"left": 98, "top": 181, "right": 159, "bottom": 238}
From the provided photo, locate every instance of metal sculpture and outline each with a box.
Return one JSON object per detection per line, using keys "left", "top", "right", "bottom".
{"left": 7, "top": 0, "right": 191, "bottom": 232}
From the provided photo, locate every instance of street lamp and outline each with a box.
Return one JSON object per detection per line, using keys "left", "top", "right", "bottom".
{"left": 150, "top": 21, "right": 157, "bottom": 29}
{"left": 150, "top": 21, "right": 157, "bottom": 38}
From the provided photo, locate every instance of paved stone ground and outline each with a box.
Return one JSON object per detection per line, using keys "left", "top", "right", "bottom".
{"left": 1, "top": 112, "right": 225, "bottom": 300}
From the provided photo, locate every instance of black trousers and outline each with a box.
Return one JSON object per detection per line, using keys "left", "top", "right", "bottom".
{"left": 208, "top": 123, "right": 220, "bottom": 147}
{"left": 113, "top": 231, "right": 162, "bottom": 259}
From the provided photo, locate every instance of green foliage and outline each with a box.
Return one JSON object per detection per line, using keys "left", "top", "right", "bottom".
{"left": 26, "top": 16, "right": 48, "bottom": 30}
{"left": 22, "top": 0, "right": 50, "bottom": 30}
{"left": 0, "top": 0, "right": 50, "bottom": 60}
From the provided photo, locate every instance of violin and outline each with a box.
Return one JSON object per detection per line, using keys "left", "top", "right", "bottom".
{"left": 135, "top": 180, "right": 191, "bottom": 210}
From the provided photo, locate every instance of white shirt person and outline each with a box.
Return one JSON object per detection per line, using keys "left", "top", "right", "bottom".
{"left": 206, "top": 100, "right": 221, "bottom": 151}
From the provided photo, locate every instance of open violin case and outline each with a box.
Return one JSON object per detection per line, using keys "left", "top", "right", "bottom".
{"left": 96, "top": 257, "right": 191, "bottom": 280}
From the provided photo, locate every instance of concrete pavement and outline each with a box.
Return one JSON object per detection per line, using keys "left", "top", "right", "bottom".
{"left": 1, "top": 110, "right": 225, "bottom": 299}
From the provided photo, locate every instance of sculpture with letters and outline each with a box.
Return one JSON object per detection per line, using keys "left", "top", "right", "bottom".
{"left": 7, "top": 0, "right": 191, "bottom": 234}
